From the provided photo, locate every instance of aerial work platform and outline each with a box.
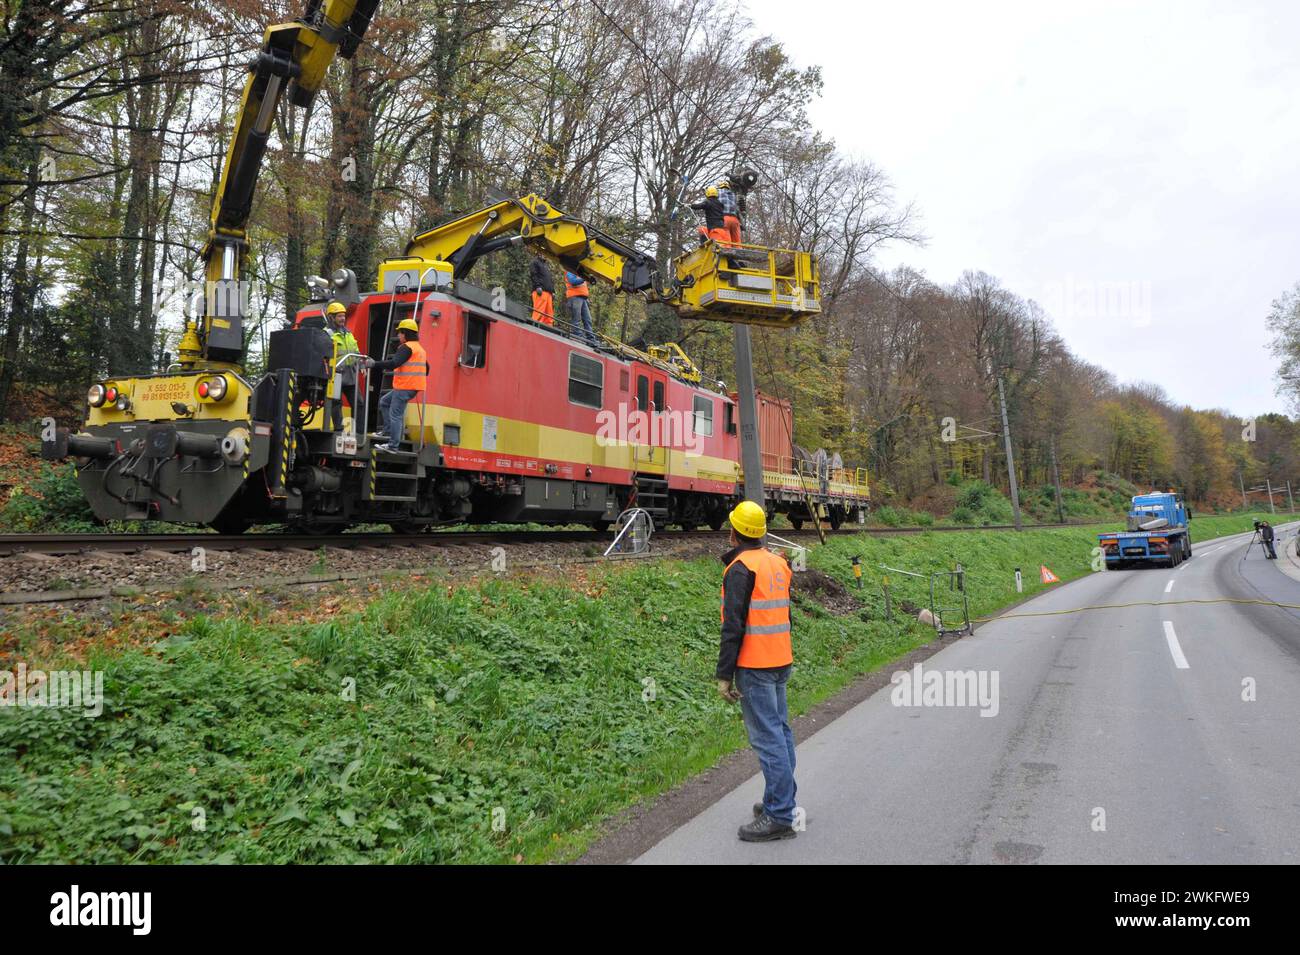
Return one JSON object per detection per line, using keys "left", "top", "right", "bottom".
{"left": 395, "top": 194, "right": 821, "bottom": 328}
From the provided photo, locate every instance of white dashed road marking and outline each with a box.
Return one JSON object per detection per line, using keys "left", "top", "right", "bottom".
{"left": 1163, "top": 620, "right": 1189, "bottom": 670}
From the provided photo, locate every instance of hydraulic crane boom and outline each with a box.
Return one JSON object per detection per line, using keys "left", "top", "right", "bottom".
{"left": 384, "top": 193, "right": 821, "bottom": 328}
{"left": 401, "top": 194, "right": 662, "bottom": 295}
{"left": 185, "top": 0, "right": 381, "bottom": 370}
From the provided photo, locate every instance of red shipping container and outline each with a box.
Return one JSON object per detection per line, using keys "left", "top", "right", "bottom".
{"left": 730, "top": 390, "right": 793, "bottom": 473}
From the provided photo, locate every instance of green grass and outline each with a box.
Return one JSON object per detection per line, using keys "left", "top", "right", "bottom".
{"left": 0, "top": 512, "right": 1273, "bottom": 863}
{"left": 800, "top": 511, "right": 1271, "bottom": 624}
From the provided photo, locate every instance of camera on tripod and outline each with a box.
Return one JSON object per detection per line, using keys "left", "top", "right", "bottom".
{"left": 1250, "top": 519, "right": 1277, "bottom": 559}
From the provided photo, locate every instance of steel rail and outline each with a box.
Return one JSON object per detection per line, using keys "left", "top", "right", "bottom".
{"left": 0, "top": 521, "right": 1097, "bottom": 557}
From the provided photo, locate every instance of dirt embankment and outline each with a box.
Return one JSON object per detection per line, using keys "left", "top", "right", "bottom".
{"left": 793, "top": 568, "right": 861, "bottom": 615}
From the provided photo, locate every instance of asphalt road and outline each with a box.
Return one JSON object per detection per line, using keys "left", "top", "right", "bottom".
{"left": 636, "top": 523, "right": 1300, "bottom": 864}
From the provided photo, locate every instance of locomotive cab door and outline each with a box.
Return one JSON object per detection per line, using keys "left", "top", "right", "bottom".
{"left": 362, "top": 298, "right": 419, "bottom": 436}
{"left": 632, "top": 363, "right": 668, "bottom": 475}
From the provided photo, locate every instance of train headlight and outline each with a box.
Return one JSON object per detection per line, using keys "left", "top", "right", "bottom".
{"left": 198, "top": 375, "right": 229, "bottom": 401}
{"left": 88, "top": 384, "right": 106, "bottom": 407}
{"left": 115, "top": 394, "right": 132, "bottom": 413}
{"left": 104, "top": 385, "right": 119, "bottom": 404}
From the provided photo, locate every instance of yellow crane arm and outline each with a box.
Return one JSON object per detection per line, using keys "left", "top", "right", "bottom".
{"left": 401, "top": 194, "right": 664, "bottom": 297}
{"left": 388, "top": 193, "right": 822, "bottom": 329}
{"left": 194, "top": 0, "right": 381, "bottom": 368}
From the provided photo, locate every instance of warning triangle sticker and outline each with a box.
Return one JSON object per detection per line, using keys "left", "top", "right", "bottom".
{"left": 1040, "top": 565, "right": 1059, "bottom": 583}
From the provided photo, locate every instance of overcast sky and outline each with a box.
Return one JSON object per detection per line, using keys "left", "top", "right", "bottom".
{"left": 743, "top": 0, "right": 1300, "bottom": 416}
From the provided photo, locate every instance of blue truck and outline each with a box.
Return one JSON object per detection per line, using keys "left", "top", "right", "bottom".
{"left": 1099, "top": 492, "right": 1193, "bottom": 568}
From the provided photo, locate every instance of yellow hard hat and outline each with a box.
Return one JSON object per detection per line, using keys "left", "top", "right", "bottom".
{"left": 717, "top": 178, "right": 730, "bottom": 189}
{"left": 705, "top": 186, "right": 718, "bottom": 198}
{"left": 729, "top": 500, "right": 767, "bottom": 539}
{"left": 396, "top": 318, "right": 419, "bottom": 335}
{"left": 326, "top": 301, "right": 347, "bottom": 315}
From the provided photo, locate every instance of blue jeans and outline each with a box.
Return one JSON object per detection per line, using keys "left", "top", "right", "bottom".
{"left": 736, "top": 665, "right": 796, "bottom": 825}
{"left": 569, "top": 296, "right": 596, "bottom": 344}
{"left": 379, "top": 388, "right": 417, "bottom": 445}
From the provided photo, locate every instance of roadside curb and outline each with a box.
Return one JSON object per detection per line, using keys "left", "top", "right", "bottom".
{"left": 1275, "top": 530, "right": 1300, "bottom": 585}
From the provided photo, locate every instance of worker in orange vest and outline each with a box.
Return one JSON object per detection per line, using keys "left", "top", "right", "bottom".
{"left": 529, "top": 254, "right": 555, "bottom": 326}
{"left": 691, "top": 186, "right": 733, "bottom": 246}
{"left": 565, "top": 271, "right": 597, "bottom": 346}
{"left": 362, "top": 317, "right": 427, "bottom": 452}
{"left": 717, "top": 499, "right": 798, "bottom": 842}
{"left": 717, "top": 178, "right": 743, "bottom": 245}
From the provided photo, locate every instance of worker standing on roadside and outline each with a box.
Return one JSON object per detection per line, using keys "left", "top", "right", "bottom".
{"left": 691, "top": 187, "right": 732, "bottom": 246}
{"left": 1260, "top": 519, "right": 1277, "bottom": 559}
{"left": 362, "top": 318, "right": 427, "bottom": 452}
{"left": 717, "top": 500, "right": 798, "bottom": 842}
{"left": 327, "top": 302, "right": 360, "bottom": 432}
{"left": 717, "top": 178, "right": 743, "bottom": 245}
{"left": 530, "top": 254, "right": 555, "bottom": 326}
{"left": 565, "top": 271, "right": 597, "bottom": 345}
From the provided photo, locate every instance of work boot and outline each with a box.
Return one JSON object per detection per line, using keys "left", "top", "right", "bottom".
{"left": 738, "top": 813, "right": 796, "bottom": 842}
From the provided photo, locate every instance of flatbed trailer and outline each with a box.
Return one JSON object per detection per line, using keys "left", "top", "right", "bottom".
{"left": 1099, "top": 492, "right": 1192, "bottom": 568}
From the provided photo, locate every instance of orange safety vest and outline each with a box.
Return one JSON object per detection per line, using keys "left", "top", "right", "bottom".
{"left": 721, "top": 548, "right": 793, "bottom": 668}
{"left": 393, "top": 339, "right": 429, "bottom": 391}
{"left": 531, "top": 289, "right": 555, "bottom": 326}
{"left": 566, "top": 278, "right": 590, "bottom": 299}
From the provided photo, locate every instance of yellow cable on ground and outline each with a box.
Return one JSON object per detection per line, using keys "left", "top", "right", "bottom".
{"left": 972, "top": 596, "right": 1300, "bottom": 624}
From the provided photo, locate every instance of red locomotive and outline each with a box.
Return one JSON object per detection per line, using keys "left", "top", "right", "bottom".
{"left": 274, "top": 277, "right": 869, "bottom": 534}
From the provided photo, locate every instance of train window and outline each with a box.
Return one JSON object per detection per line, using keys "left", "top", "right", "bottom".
{"left": 620, "top": 369, "right": 629, "bottom": 391}
{"left": 568, "top": 353, "right": 604, "bottom": 408}
{"left": 460, "top": 314, "right": 488, "bottom": 368}
{"left": 653, "top": 380, "right": 665, "bottom": 414}
{"left": 693, "top": 395, "right": 714, "bottom": 436}
{"left": 636, "top": 375, "right": 649, "bottom": 412}
{"left": 725, "top": 402, "right": 737, "bottom": 435}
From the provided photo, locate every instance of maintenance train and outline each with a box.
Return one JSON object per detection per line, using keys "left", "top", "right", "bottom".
{"left": 40, "top": 0, "right": 869, "bottom": 534}
{"left": 45, "top": 267, "right": 868, "bottom": 534}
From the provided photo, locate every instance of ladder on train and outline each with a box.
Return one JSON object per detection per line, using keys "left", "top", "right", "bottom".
{"left": 363, "top": 445, "right": 420, "bottom": 502}
{"left": 632, "top": 473, "right": 670, "bottom": 527}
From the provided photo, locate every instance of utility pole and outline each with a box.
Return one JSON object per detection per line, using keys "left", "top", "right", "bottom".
{"left": 1287, "top": 480, "right": 1295, "bottom": 514}
{"left": 1049, "top": 433, "right": 1065, "bottom": 524}
{"left": 1238, "top": 471, "right": 1247, "bottom": 510}
{"left": 1266, "top": 477, "right": 1276, "bottom": 514}
{"left": 733, "top": 324, "right": 764, "bottom": 505}
{"left": 997, "top": 375, "right": 1022, "bottom": 530}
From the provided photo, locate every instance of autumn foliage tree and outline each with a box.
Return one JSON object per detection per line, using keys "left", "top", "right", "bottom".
{"left": 0, "top": 0, "right": 1292, "bottom": 511}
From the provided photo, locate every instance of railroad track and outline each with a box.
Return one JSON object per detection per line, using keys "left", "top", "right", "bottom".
{"left": 0, "top": 521, "right": 1092, "bottom": 557}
